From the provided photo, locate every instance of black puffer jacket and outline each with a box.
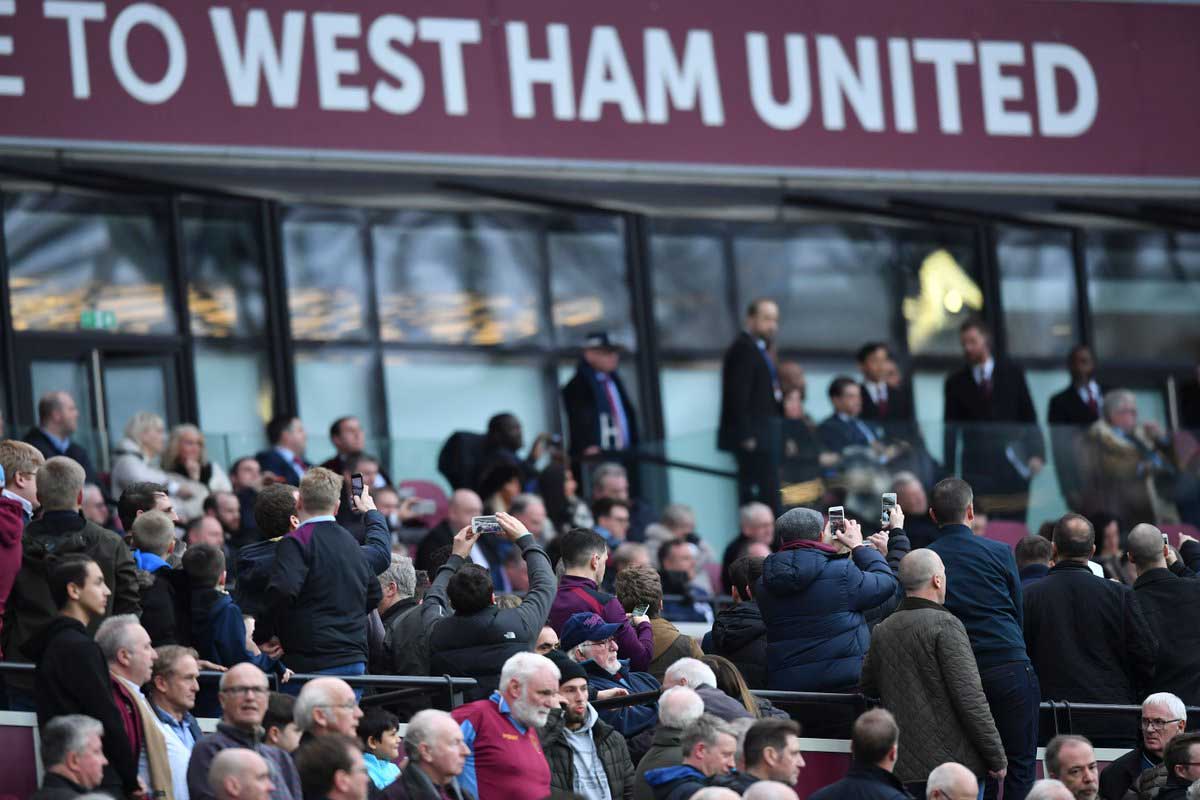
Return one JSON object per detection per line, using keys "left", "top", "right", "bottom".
{"left": 707, "top": 601, "right": 768, "bottom": 688}
{"left": 542, "top": 707, "right": 635, "bottom": 800}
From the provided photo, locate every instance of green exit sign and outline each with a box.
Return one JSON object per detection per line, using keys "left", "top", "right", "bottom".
{"left": 80, "top": 310, "right": 117, "bottom": 330}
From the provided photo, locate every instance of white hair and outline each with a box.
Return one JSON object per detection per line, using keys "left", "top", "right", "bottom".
{"left": 691, "top": 789, "right": 742, "bottom": 800}
{"left": 1027, "top": 780, "right": 1074, "bottom": 800}
{"left": 94, "top": 614, "right": 143, "bottom": 663}
{"left": 41, "top": 715, "right": 103, "bottom": 767}
{"left": 927, "top": 763, "right": 977, "bottom": 800}
{"left": 124, "top": 411, "right": 165, "bottom": 445}
{"left": 739, "top": 502, "right": 773, "bottom": 525}
{"left": 1101, "top": 389, "right": 1136, "bottom": 423}
{"left": 378, "top": 552, "right": 416, "bottom": 600}
{"left": 1144, "top": 692, "right": 1187, "bottom": 720}
{"left": 664, "top": 658, "right": 717, "bottom": 689}
{"left": 404, "top": 709, "right": 456, "bottom": 761}
{"left": 591, "top": 462, "right": 627, "bottom": 492}
{"left": 500, "top": 651, "right": 559, "bottom": 691}
{"left": 743, "top": 783, "right": 801, "bottom": 800}
{"left": 658, "top": 686, "right": 705, "bottom": 729}
{"left": 294, "top": 678, "right": 353, "bottom": 732}
{"left": 1186, "top": 779, "right": 1200, "bottom": 800}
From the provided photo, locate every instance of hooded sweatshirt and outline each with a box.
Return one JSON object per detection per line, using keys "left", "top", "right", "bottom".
{"left": 190, "top": 588, "right": 283, "bottom": 716}
{"left": 562, "top": 704, "right": 613, "bottom": 800}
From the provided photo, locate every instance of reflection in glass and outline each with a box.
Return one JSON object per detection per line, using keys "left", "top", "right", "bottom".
{"left": 183, "top": 204, "right": 267, "bottom": 338}
{"left": 1086, "top": 230, "right": 1200, "bottom": 360}
{"left": 3, "top": 192, "right": 176, "bottom": 334}
{"left": 650, "top": 234, "right": 734, "bottom": 351}
{"left": 372, "top": 213, "right": 543, "bottom": 346}
{"left": 282, "top": 212, "right": 369, "bottom": 341}
{"left": 103, "top": 363, "right": 169, "bottom": 451}
{"left": 548, "top": 220, "right": 633, "bottom": 346}
{"left": 194, "top": 344, "right": 273, "bottom": 460}
{"left": 996, "top": 227, "right": 1078, "bottom": 358}
{"left": 896, "top": 229, "right": 980, "bottom": 357}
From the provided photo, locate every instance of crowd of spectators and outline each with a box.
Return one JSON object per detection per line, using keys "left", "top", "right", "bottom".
{"left": 3, "top": 336, "right": 1200, "bottom": 800}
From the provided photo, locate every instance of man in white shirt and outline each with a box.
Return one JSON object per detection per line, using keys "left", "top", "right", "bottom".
{"left": 146, "top": 645, "right": 205, "bottom": 800}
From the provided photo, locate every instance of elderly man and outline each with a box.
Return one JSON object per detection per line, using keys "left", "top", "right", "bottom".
{"left": 757, "top": 507, "right": 897, "bottom": 692}
{"left": 1100, "top": 693, "right": 1187, "bottom": 800}
{"left": 663, "top": 658, "right": 752, "bottom": 723}
{"left": 809, "top": 710, "right": 908, "bottom": 800}
{"left": 542, "top": 651, "right": 636, "bottom": 800}
{"left": 451, "top": 651, "right": 560, "bottom": 800}
{"left": 1024, "top": 514, "right": 1156, "bottom": 704}
{"left": 1084, "top": 389, "right": 1179, "bottom": 525}
{"left": 187, "top": 663, "right": 302, "bottom": 800}
{"left": 927, "top": 763, "right": 980, "bottom": 800}
{"left": 562, "top": 611, "right": 660, "bottom": 738}
{"left": 373, "top": 553, "right": 428, "bottom": 678}
{"left": 210, "top": 749, "right": 276, "bottom": 800}
{"left": 720, "top": 502, "right": 775, "bottom": 592}
{"left": 744, "top": 784, "right": 801, "bottom": 800}
{"left": 1127, "top": 525, "right": 1200, "bottom": 705}
{"left": 892, "top": 473, "right": 938, "bottom": 550}
{"left": 294, "top": 677, "right": 363, "bottom": 751}
{"left": 715, "top": 719, "right": 805, "bottom": 793}
{"left": 1029, "top": 781, "right": 1077, "bottom": 800}
{"left": 95, "top": 614, "right": 172, "bottom": 800}
{"left": 416, "top": 488, "right": 483, "bottom": 574}
{"left": 644, "top": 715, "right": 737, "bottom": 800}
{"left": 146, "top": 645, "right": 204, "bottom": 800}
{"left": 862, "top": 549, "right": 1006, "bottom": 797}
{"left": 31, "top": 715, "right": 108, "bottom": 800}
{"left": 635, "top": 687, "right": 707, "bottom": 800}
{"left": 382, "top": 709, "right": 474, "bottom": 800}
{"left": 293, "top": 734, "right": 369, "bottom": 800}
{"left": 1046, "top": 736, "right": 1099, "bottom": 800}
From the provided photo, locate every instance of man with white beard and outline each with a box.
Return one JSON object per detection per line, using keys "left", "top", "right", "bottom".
{"left": 451, "top": 652, "right": 560, "bottom": 800}
{"left": 562, "top": 612, "right": 661, "bottom": 739}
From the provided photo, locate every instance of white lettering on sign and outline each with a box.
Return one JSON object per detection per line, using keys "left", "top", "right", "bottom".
{"left": 109, "top": 3, "right": 187, "bottom": 104}
{"left": 368, "top": 15, "right": 423, "bottom": 116}
{"left": 913, "top": 38, "right": 975, "bottom": 135}
{"left": 644, "top": 29, "right": 723, "bottom": 126}
{"left": 1034, "top": 42, "right": 1097, "bottom": 137}
{"left": 979, "top": 41, "right": 1031, "bottom": 136}
{"left": 312, "top": 12, "right": 367, "bottom": 111}
{"left": 817, "top": 35, "right": 884, "bottom": 132}
{"left": 579, "top": 25, "right": 644, "bottom": 122}
{"left": 745, "top": 32, "right": 811, "bottom": 131}
{"left": 44, "top": 0, "right": 106, "bottom": 99}
{"left": 209, "top": 7, "right": 305, "bottom": 107}
{"left": 417, "top": 17, "right": 480, "bottom": 116}
{"left": 506, "top": 21, "right": 575, "bottom": 120}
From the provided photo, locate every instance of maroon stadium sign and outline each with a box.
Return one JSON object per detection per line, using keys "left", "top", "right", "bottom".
{"left": 1, "top": 0, "right": 1198, "bottom": 185}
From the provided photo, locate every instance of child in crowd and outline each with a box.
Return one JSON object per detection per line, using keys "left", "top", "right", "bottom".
{"left": 263, "top": 692, "right": 302, "bottom": 753}
{"left": 357, "top": 707, "right": 402, "bottom": 790}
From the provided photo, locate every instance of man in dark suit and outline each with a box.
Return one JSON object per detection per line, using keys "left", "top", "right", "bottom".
{"left": 718, "top": 299, "right": 783, "bottom": 509}
{"left": 1048, "top": 345, "right": 1104, "bottom": 511}
{"left": 320, "top": 415, "right": 392, "bottom": 487}
{"left": 944, "top": 319, "right": 1044, "bottom": 522}
{"left": 23, "top": 391, "right": 100, "bottom": 488}
{"left": 255, "top": 414, "right": 310, "bottom": 486}
{"left": 858, "top": 343, "right": 915, "bottom": 430}
{"left": 561, "top": 332, "right": 639, "bottom": 468}
{"left": 818, "top": 377, "right": 886, "bottom": 455}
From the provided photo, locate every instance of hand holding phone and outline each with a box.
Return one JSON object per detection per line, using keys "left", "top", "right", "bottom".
{"left": 881, "top": 493, "right": 897, "bottom": 528}
{"left": 471, "top": 515, "right": 502, "bottom": 535}
{"left": 351, "top": 472, "right": 364, "bottom": 498}
{"left": 829, "top": 506, "right": 846, "bottom": 535}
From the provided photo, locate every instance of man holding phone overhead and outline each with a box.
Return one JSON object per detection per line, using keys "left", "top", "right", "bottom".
{"left": 423, "top": 511, "right": 557, "bottom": 701}
{"left": 756, "top": 506, "right": 899, "bottom": 693}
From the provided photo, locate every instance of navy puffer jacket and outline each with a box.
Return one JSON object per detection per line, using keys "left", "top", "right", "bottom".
{"left": 757, "top": 543, "right": 898, "bottom": 691}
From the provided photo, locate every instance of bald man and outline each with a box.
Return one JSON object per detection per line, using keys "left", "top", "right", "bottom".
{"left": 211, "top": 748, "right": 275, "bottom": 800}
{"left": 1127, "top": 524, "right": 1200, "bottom": 705}
{"left": 416, "top": 489, "right": 483, "bottom": 574}
{"left": 928, "top": 763, "right": 979, "bottom": 800}
{"left": 743, "top": 782, "right": 801, "bottom": 800}
{"left": 862, "top": 550, "right": 1006, "bottom": 797}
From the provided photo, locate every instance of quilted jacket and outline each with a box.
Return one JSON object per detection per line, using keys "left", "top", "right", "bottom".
{"left": 542, "top": 707, "right": 635, "bottom": 800}
{"left": 861, "top": 597, "right": 1007, "bottom": 782}
{"left": 758, "top": 542, "right": 898, "bottom": 691}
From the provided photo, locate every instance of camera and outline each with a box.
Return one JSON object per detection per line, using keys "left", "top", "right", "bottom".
{"left": 471, "top": 515, "right": 503, "bottom": 535}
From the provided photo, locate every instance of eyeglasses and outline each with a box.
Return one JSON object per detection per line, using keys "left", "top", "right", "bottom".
{"left": 221, "top": 686, "right": 268, "bottom": 696}
{"left": 1141, "top": 718, "right": 1183, "bottom": 730}
{"left": 318, "top": 702, "right": 359, "bottom": 711}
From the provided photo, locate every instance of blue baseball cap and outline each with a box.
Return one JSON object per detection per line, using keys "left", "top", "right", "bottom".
{"left": 560, "top": 612, "right": 623, "bottom": 652}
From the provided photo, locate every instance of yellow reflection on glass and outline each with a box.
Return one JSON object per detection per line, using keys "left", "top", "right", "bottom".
{"left": 903, "top": 249, "right": 983, "bottom": 352}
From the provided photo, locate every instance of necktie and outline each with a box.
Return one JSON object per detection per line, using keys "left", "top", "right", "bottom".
{"left": 601, "top": 377, "right": 626, "bottom": 449}
{"left": 1087, "top": 389, "right": 1098, "bottom": 416}
{"left": 877, "top": 386, "right": 889, "bottom": 417}
{"left": 293, "top": 455, "right": 306, "bottom": 478}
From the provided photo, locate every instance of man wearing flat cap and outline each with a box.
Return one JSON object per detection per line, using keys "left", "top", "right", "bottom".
{"left": 562, "top": 611, "right": 661, "bottom": 740}
{"left": 562, "top": 332, "right": 640, "bottom": 465}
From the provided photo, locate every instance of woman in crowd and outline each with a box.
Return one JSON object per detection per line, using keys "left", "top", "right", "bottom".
{"left": 540, "top": 462, "right": 594, "bottom": 535}
{"left": 162, "top": 424, "right": 232, "bottom": 520}
{"left": 110, "top": 412, "right": 203, "bottom": 511}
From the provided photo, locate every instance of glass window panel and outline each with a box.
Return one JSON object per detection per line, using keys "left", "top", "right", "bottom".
{"left": 183, "top": 203, "right": 267, "bottom": 338}
{"left": 4, "top": 192, "right": 176, "bottom": 334}
{"left": 103, "top": 363, "right": 168, "bottom": 450}
{"left": 372, "top": 212, "right": 544, "bottom": 346}
{"left": 548, "top": 218, "right": 633, "bottom": 346}
{"left": 912, "top": 370, "right": 946, "bottom": 464}
{"left": 1086, "top": 230, "right": 1200, "bottom": 360}
{"left": 295, "top": 348, "right": 380, "bottom": 465}
{"left": 733, "top": 224, "right": 895, "bottom": 351}
{"left": 384, "top": 353, "right": 547, "bottom": 486}
{"left": 650, "top": 234, "right": 734, "bottom": 351}
{"left": 194, "top": 344, "right": 273, "bottom": 464}
{"left": 282, "top": 210, "right": 370, "bottom": 341}
{"left": 997, "top": 227, "right": 1079, "bottom": 358}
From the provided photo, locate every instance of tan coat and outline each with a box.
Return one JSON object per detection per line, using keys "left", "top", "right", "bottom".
{"left": 861, "top": 597, "right": 1006, "bottom": 782}
{"left": 1080, "top": 420, "right": 1179, "bottom": 525}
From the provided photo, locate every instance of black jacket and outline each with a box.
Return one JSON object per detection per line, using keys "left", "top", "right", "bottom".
{"left": 1133, "top": 568, "right": 1200, "bottom": 704}
{"left": 22, "top": 428, "right": 100, "bottom": 489}
{"left": 717, "top": 332, "right": 781, "bottom": 452}
{"left": 415, "top": 520, "right": 454, "bottom": 575}
{"left": 30, "top": 772, "right": 89, "bottom": 800}
{"left": 860, "top": 382, "right": 914, "bottom": 423}
{"left": 706, "top": 601, "right": 768, "bottom": 689}
{"left": 424, "top": 534, "right": 555, "bottom": 701}
{"left": 139, "top": 562, "right": 186, "bottom": 646}
{"left": 542, "top": 707, "right": 636, "bottom": 800}
{"left": 1100, "top": 746, "right": 1157, "bottom": 800}
{"left": 809, "top": 764, "right": 913, "bottom": 800}
{"left": 3, "top": 511, "right": 140, "bottom": 686}
{"left": 1024, "top": 561, "right": 1158, "bottom": 704}
{"left": 25, "top": 615, "right": 140, "bottom": 795}
{"left": 818, "top": 414, "right": 883, "bottom": 453}
{"left": 562, "top": 360, "right": 640, "bottom": 458}
{"left": 381, "top": 767, "right": 474, "bottom": 800}
{"left": 943, "top": 360, "right": 1044, "bottom": 501}
{"left": 260, "top": 517, "right": 382, "bottom": 672}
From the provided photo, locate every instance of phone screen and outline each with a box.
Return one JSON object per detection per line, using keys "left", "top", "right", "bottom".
{"left": 351, "top": 473, "right": 364, "bottom": 497}
{"left": 632, "top": 604, "right": 650, "bottom": 618}
{"left": 829, "top": 506, "right": 846, "bottom": 534}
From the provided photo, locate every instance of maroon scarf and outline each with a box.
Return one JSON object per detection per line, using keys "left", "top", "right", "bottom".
{"left": 780, "top": 539, "right": 839, "bottom": 554}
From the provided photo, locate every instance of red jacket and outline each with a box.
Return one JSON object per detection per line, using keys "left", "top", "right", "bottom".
{"left": 0, "top": 497, "right": 24, "bottom": 659}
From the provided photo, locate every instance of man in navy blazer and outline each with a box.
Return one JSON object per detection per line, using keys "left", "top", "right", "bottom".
{"left": 255, "top": 414, "right": 310, "bottom": 486}
{"left": 818, "top": 377, "right": 886, "bottom": 455}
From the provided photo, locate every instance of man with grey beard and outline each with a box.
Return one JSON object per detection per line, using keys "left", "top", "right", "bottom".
{"left": 563, "top": 611, "right": 661, "bottom": 739}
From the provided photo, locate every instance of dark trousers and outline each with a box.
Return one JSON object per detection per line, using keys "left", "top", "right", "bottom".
{"left": 980, "top": 661, "right": 1040, "bottom": 800}
{"left": 735, "top": 448, "right": 780, "bottom": 513}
